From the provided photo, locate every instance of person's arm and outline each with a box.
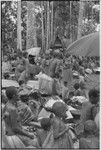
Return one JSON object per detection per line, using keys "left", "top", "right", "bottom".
{"left": 10, "top": 109, "right": 34, "bottom": 139}
{"left": 28, "top": 121, "right": 41, "bottom": 128}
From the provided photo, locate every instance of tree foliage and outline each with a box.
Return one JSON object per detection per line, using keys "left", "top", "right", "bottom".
{"left": 1, "top": 1, "right": 100, "bottom": 55}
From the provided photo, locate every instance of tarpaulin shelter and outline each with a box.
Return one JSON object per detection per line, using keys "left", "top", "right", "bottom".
{"left": 66, "top": 32, "right": 100, "bottom": 57}
{"left": 27, "top": 47, "right": 41, "bottom": 56}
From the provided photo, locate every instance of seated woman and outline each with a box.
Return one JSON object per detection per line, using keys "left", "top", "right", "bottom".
{"left": 81, "top": 88, "right": 99, "bottom": 122}
{"left": 36, "top": 118, "right": 52, "bottom": 148}
{"left": 79, "top": 120, "right": 99, "bottom": 149}
{"left": 3, "top": 86, "right": 36, "bottom": 147}
{"left": 75, "top": 88, "right": 99, "bottom": 136}
{"left": 89, "top": 88, "right": 99, "bottom": 120}
{"left": 43, "top": 102, "right": 74, "bottom": 148}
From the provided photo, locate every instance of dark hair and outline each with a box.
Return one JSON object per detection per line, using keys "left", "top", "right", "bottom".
{"left": 69, "top": 91, "right": 74, "bottom": 97}
{"left": 6, "top": 86, "right": 17, "bottom": 100}
{"left": 3, "top": 72, "right": 10, "bottom": 79}
{"left": 41, "top": 118, "right": 51, "bottom": 131}
{"left": 29, "top": 91, "right": 40, "bottom": 100}
{"left": 28, "top": 55, "right": 36, "bottom": 64}
{"left": 79, "top": 61, "right": 82, "bottom": 66}
{"left": 74, "top": 83, "right": 80, "bottom": 90}
{"left": 64, "top": 81, "right": 67, "bottom": 87}
{"left": 18, "top": 80, "right": 24, "bottom": 86}
{"left": 89, "top": 89, "right": 99, "bottom": 104}
{"left": 20, "top": 95, "right": 29, "bottom": 103}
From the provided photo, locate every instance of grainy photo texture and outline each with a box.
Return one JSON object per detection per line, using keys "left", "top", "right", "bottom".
{"left": 1, "top": 0, "right": 100, "bottom": 149}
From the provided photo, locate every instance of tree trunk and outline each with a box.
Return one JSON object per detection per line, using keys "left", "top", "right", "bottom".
{"left": 46, "top": 1, "right": 50, "bottom": 50}
{"left": 50, "top": 1, "right": 54, "bottom": 45}
{"left": 77, "top": 0, "right": 84, "bottom": 39}
{"left": 0, "top": 1, "right": 2, "bottom": 56}
{"left": 41, "top": 1, "right": 45, "bottom": 53}
{"left": 43, "top": 1, "right": 47, "bottom": 51}
{"left": 69, "top": 1, "right": 72, "bottom": 43}
{"left": 26, "top": 1, "right": 37, "bottom": 50}
{"left": 17, "top": 0, "right": 22, "bottom": 51}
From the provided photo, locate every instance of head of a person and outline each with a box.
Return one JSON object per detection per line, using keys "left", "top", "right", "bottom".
{"left": 29, "top": 91, "right": 41, "bottom": 101}
{"left": 3, "top": 72, "right": 10, "bottom": 79}
{"left": 6, "top": 86, "right": 19, "bottom": 102}
{"left": 28, "top": 99, "right": 37, "bottom": 108}
{"left": 19, "top": 90, "right": 29, "bottom": 103}
{"left": 79, "top": 61, "right": 82, "bottom": 66}
{"left": 89, "top": 88, "right": 99, "bottom": 104}
{"left": 40, "top": 118, "right": 51, "bottom": 131}
{"left": 84, "top": 120, "right": 97, "bottom": 135}
{"left": 28, "top": 55, "right": 36, "bottom": 64}
{"left": 68, "top": 91, "right": 74, "bottom": 99}
{"left": 18, "top": 80, "right": 25, "bottom": 87}
{"left": 52, "top": 102, "right": 67, "bottom": 119}
{"left": 74, "top": 83, "right": 80, "bottom": 90}
{"left": 64, "top": 81, "right": 68, "bottom": 87}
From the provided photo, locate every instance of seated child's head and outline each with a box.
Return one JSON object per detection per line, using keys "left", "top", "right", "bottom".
{"left": 74, "top": 83, "right": 80, "bottom": 90}
{"left": 40, "top": 118, "right": 51, "bottom": 131}
{"left": 3, "top": 72, "right": 10, "bottom": 79}
{"left": 68, "top": 91, "right": 74, "bottom": 99}
{"left": 18, "top": 80, "right": 25, "bottom": 86}
{"left": 89, "top": 88, "right": 99, "bottom": 105}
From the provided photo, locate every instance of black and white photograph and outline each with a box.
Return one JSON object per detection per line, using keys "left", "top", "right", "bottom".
{"left": 1, "top": 0, "right": 100, "bottom": 149}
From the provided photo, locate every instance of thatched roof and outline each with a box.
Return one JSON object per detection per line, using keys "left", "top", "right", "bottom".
{"left": 50, "top": 36, "right": 71, "bottom": 50}
{"left": 50, "top": 35, "right": 64, "bottom": 49}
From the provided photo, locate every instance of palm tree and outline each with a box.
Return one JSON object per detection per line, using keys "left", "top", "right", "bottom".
{"left": 77, "top": 0, "right": 84, "bottom": 39}
{"left": 17, "top": 0, "right": 22, "bottom": 51}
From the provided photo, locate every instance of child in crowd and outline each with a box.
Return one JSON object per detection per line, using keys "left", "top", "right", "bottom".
{"left": 80, "top": 88, "right": 99, "bottom": 123}
{"left": 44, "top": 102, "right": 74, "bottom": 148}
{"left": 79, "top": 120, "right": 99, "bottom": 149}
{"left": 36, "top": 118, "right": 51, "bottom": 147}
{"left": 3, "top": 86, "right": 35, "bottom": 147}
